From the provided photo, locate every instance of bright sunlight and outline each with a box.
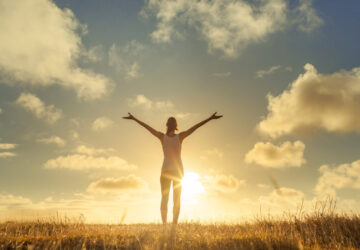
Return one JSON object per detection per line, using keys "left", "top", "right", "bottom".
{"left": 181, "top": 172, "right": 204, "bottom": 198}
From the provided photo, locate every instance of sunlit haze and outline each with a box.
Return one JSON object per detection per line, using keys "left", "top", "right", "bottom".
{"left": 0, "top": 0, "right": 360, "bottom": 224}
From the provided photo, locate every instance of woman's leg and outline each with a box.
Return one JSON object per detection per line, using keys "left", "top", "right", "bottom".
{"left": 172, "top": 179, "right": 182, "bottom": 224}
{"left": 160, "top": 174, "right": 171, "bottom": 224}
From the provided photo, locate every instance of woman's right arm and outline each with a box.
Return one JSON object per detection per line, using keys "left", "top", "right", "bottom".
{"left": 179, "top": 112, "right": 223, "bottom": 142}
{"left": 123, "top": 112, "right": 163, "bottom": 140}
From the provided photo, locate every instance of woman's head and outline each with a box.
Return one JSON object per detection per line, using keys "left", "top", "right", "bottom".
{"left": 166, "top": 117, "right": 178, "bottom": 134}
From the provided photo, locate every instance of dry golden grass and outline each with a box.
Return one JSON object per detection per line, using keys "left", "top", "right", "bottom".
{"left": 1, "top": 201, "right": 360, "bottom": 249}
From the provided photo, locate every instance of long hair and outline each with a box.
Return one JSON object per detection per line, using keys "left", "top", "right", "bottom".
{"left": 166, "top": 117, "right": 178, "bottom": 134}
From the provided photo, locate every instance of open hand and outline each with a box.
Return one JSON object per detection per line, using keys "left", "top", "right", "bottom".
{"left": 123, "top": 112, "right": 135, "bottom": 120}
{"left": 210, "top": 112, "right": 223, "bottom": 120}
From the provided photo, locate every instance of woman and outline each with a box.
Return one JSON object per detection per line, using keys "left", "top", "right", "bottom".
{"left": 123, "top": 112, "right": 223, "bottom": 227}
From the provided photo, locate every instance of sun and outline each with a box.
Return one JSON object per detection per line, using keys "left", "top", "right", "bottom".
{"left": 181, "top": 172, "right": 204, "bottom": 197}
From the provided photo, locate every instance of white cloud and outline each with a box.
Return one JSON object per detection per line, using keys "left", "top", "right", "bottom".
{"left": 143, "top": 0, "right": 322, "bottom": 58}
{"left": 259, "top": 187, "right": 305, "bottom": 208}
{"left": 0, "top": 143, "right": 17, "bottom": 150}
{"left": 108, "top": 40, "right": 144, "bottom": 79}
{"left": 0, "top": 194, "right": 32, "bottom": 208}
{"left": 0, "top": 140, "right": 17, "bottom": 158}
{"left": 83, "top": 45, "right": 103, "bottom": 63}
{"left": 315, "top": 160, "right": 360, "bottom": 197}
{"left": 74, "top": 145, "right": 114, "bottom": 156}
{"left": 92, "top": 117, "right": 114, "bottom": 131}
{"left": 44, "top": 154, "right": 136, "bottom": 171}
{"left": 16, "top": 93, "right": 62, "bottom": 124}
{"left": 203, "top": 174, "right": 245, "bottom": 193}
{"left": 37, "top": 136, "right": 66, "bottom": 147}
{"left": 295, "top": 0, "right": 323, "bottom": 32}
{"left": 0, "top": 0, "right": 112, "bottom": 100}
{"left": 87, "top": 175, "right": 148, "bottom": 194}
{"left": 0, "top": 152, "right": 16, "bottom": 158}
{"left": 256, "top": 65, "right": 291, "bottom": 78}
{"left": 258, "top": 64, "right": 360, "bottom": 138}
{"left": 127, "top": 94, "right": 173, "bottom": 110}
{"left": 245, "top": 141, "right": 306, "bottom": 168}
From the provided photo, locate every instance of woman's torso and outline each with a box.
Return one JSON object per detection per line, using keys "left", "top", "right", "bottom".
{"left": 161, "top": 134, "right": 183, "bottom": 177}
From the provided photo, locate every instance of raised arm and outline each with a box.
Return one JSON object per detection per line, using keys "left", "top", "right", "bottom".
{"left": 123, "top": 112, "right": 163, "bottom": 140}
{"left": 179, "top": 112, "right": 223, "bottom": 142}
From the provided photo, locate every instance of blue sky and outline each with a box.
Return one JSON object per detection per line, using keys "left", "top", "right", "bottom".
{"left": 0, "top": 0, "right": 360, "bottom": 223}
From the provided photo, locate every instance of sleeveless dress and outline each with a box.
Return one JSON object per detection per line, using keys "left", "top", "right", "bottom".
{"left": 161, "top": 134, "right": 184, "bottom": 179}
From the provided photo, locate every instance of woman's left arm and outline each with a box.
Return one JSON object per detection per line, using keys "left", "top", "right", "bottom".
{"left": 179, "top": 112, "right": 223, "bottom": 142}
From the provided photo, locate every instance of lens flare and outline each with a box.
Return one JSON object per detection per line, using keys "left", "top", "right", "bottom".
{"left": 181, "top": 172, "right": 204, "bottom": 197}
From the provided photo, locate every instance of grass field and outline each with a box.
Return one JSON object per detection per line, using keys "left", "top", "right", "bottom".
{"left": 1, "top": 203, "right": 360, "bottom": 249}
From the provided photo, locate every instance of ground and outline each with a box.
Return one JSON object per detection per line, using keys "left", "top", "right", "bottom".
{"left": 1, "top": 211, "right": 360, "bottom": 249}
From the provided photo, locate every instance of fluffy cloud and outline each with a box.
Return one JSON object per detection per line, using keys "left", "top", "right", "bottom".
{"left": 143, "top": 0, "right": 322, "bottom": 58}
{"left": 204, "top": 174, "right": 245, "bottom": 193}
{"left": 16, "top": 93, "right": 62, "bottom": 124}
{"left": 295, "top": 0, "right": 324, "bottom": 33}
{"left": 83, "top": 45, "right": 104, "bottom": 63}
{"left": 315, "top": 160, "right": 360, "bottom": 197}
{"left": 87, "top": 175, "right": 148, "bottom": 194}
{"left": 256, "top": 65, "right": 292, "bottom": 78}
{"left": 0, "top": 152, "right": 16, "bottom": 158}
{"left": 259, "top": 187, "right": 305, "bottom": 208}
{"left": 92, "top": 117, "right": 114, "bottom": 131}
{"left": 74, "top": 145, "right": 114, "bottom": 155}
{"left": 44, "top": 154, "right": 136, "bottom": 171}
{"left": 0, "top": 0, "right": 112, "bottom": 100}
{"left": 0, "top": 141, "right": 17, "bottom": 158}
{"left": 0, "top": 194, "right": 32, "bottom": 208}
{"left": 127, "top": 94, "right": 173, "bottom": 110}
{"left": 37, "top": 136, "right": 66, "bottom": 147}
{"left": 108, "top": 40, "right": 144, "bottom": 79}
{"left": 245, "top": 141, "right": 306, "bottom": 168}
{"left": 0, "top": 143, "right": 17, "bottom": 150}
{"left": 258, "top": 64, "right": 360, "bottom": 138}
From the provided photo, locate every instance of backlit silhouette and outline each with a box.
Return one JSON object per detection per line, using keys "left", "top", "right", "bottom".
{"left": 123, "top": 112, "right": 223, "bottom": 229}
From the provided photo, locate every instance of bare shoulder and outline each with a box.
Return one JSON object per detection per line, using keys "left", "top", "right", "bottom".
{"left": 158, "top": 132, "right": 165, "bottom": 142}
{"left": 178, "top": 131, "right": 186, "bottom": 143}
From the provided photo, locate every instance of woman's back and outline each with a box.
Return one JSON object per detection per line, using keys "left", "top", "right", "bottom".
{"left": 161, "top": 134, "right": 183, "bottom": 175}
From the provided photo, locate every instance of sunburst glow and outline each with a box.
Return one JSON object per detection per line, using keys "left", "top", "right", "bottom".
{"left": 181, "top": 172, "right": 204, "bottom": 197}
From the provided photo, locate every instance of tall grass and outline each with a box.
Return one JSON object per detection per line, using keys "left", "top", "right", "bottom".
{"left": 1, "top": 200, "right": 360, "bottom": 249}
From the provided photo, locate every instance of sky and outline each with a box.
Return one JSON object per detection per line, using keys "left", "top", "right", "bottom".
{"left": 0, "top": 0, "right": 360, "bottom": 223}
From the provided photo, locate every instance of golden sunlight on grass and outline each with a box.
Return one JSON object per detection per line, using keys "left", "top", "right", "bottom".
{"left": 181, "top": 172, "right": 204, "bottom": 198}
{"left": 1, "top": 201, "right": 360, "bottom": 249}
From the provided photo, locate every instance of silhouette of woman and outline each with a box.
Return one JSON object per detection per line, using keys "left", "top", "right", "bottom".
{"left": 123, "top": 112, "right": 223, "bottom": 228}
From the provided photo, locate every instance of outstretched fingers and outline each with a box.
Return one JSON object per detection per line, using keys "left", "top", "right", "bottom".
{"left": 122, "top": 112, "right": 134, "bottom": 119}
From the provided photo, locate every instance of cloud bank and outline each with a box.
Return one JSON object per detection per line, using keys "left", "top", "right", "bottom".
{"left": 92, "top": 117, "right": 114, "bottom": 131}
{"left": 87, "top": 175, "right": 148, "bottom": 194}
{"left": 44, "top": 154, "right": 136, "bottom": 171}
{"left": 37, "top": 136, "right": 66, "bottom": 147}
{"left": 245, "top": 141, "right": 306, "bottom": 168}
{"left": 258, "top": 64, "right": 360, "bottom": 138}
{"left": 204, "top": 174, "right": 245, "bottom": 193}
{"left": 143, "top": 0, "right": 322, "bottom": 58}
{"left": 315, "top": 160, "right": 360, "bottom": 197}
{"left": 0, "top": 0, "right": 112, "bottom": 100}
{"left": 16, "top": 93, "right": 62, "bottom": 124}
